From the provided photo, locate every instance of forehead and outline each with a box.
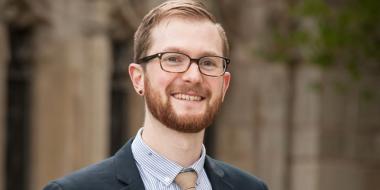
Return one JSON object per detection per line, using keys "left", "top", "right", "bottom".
{"left": 149, "top": 17, "right": 223, "bottom": 56}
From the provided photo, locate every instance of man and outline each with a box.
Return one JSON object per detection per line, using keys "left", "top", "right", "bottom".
{"left": 44, "top": 0, "right": 268, "bottom": 189}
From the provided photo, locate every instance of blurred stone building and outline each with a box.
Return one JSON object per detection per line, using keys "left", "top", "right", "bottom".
{"left": 0, "top": 0, "right": 379, "bottom": 190}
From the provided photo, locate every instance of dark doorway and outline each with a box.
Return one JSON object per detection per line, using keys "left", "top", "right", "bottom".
{"left": 5, "top": 25, "right": 34, "bottom": 190}
{"left": 109, "top": 40, "right": 130, "bottom": 155}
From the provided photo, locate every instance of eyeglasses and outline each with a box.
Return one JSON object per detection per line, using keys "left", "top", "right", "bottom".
{"left": 137, "top": 52, "right": 230, "bottom": 77}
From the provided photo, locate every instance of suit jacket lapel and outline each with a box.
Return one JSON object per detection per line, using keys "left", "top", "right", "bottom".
{"left": 114, "top": 138, "right": 145, "bottom": 190}
{"left": 205, "top": 156, "right": 234, "bottom": 190}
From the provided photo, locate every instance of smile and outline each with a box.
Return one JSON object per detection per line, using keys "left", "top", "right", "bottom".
{"left": 172, "top": 93, "right": 203, "bottom": 101}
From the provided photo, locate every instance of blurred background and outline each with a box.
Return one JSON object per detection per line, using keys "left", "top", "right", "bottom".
{"left": 0, "top": 0, "right": 379, "bottom": 189}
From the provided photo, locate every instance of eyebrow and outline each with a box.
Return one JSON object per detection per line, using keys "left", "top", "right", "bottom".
{"left": 161, "top": 47, "right": 221, "bottom": 57}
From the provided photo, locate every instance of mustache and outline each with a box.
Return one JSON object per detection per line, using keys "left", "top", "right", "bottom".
{"left": 166, "top": 83, "right": 210, "bottom": 97}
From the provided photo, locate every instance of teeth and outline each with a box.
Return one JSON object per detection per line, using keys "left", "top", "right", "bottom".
{"left": 174, "top": 94, "right": 202, "bottom": 101}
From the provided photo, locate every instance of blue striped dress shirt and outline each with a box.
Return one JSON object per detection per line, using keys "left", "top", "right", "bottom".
{"left": 131, "top": 128, "right": 212, "bottom": 190}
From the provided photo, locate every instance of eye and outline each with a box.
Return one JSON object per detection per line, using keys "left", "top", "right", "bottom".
{"left": 202, "top": 60, "right": 216, "bottom": 66}
{"left": 200, "top": 57, "right": 218, "bottom": 68}
{"left": 162, "top": 53, "right": 186, "bottom": 64}
{"left": 167, "top": 56, "right": 181, "bottom": 62}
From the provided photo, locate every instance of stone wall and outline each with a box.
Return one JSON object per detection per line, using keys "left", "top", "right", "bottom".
{"left": 214, "top": 1, "right": 292, "bottom": 190}
{"left": 212, "top": 0, "right": 380, "bottom": 190}
{"left": 317, "top": 66, "right": 380, "bottom": 190}
{"left": 28, "top": 0, "right": 111, "bottom": 189}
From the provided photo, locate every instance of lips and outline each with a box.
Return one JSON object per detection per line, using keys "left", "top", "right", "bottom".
{"left": 172, "top": 93, "right": 204, "bottom": 101}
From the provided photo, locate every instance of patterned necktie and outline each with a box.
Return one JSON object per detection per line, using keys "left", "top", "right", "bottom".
{"left": 174, "top": 168, "right": 198, "bottom": 190}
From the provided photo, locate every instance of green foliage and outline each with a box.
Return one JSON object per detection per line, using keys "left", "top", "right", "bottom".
{"left": 268, "top": 0, "right": 380, "bottom": 78}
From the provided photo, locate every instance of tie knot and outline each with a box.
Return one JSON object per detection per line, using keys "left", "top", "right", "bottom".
{"left": 174, "top": 168, "right": 198, "bottom": 190}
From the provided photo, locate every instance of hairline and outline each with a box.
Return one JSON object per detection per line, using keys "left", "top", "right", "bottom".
{"left": 146, "top": 16, "right": 225, "bottom": 56}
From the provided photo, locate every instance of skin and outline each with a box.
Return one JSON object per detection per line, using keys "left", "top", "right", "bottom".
{"left": 129, "top": 17, "right": 231, "bottom": 167}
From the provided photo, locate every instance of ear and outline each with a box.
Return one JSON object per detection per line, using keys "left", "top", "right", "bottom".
{"left": 128, "top": 63, "right": 145, "bottom": 96}
{"left": 221, "top": 71, "right": 231, "bottom": 101}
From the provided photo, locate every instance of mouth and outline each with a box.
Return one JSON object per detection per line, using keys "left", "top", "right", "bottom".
{"left": 172, "top": 93, "right": 205, "bottom": 101}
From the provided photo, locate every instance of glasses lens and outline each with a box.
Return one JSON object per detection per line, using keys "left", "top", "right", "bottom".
{"left": 161, "top": 53, "right": 189, "bottom": 72}
{"left": 199, "top": 57, "right": 226, "bottom": 76}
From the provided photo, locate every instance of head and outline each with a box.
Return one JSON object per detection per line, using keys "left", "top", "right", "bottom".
{"left": 129, "top": 0, "right": 231, "bottom": 133}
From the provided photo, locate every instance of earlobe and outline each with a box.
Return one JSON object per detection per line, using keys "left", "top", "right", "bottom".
{"left": 222, "top": 72, "right": 231, "bottom": 101}
{"left": 129, "top": 63, "right": 145, "bottom": 96}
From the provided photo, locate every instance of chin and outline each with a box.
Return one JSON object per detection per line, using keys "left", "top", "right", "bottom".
{"left": 175, "top": 111, "right": 205, "bottom": 118}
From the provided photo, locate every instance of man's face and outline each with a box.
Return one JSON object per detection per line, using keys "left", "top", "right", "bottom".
{"left": 143, "top": 17, "right": 230, "bottom": 133}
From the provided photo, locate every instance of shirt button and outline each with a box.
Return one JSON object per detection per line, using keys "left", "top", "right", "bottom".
{"left": 148, "top": 152, "right": 153, "bottom": 156}
{"left": 164, "top": 177, "right": 171, "bottom": 183}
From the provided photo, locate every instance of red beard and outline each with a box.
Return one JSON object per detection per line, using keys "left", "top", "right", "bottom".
{"left": 144, "top": 77, "right": 222, "bottom": 133}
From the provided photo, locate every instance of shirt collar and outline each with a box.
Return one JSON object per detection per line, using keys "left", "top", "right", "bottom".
{"left": 131, "top": 128, "right": 206, "bottom": 186}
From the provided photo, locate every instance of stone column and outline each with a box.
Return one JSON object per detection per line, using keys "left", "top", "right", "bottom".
{"left": 0, "top": 22, "right": 8, "bottom": 190}
{"left": 291, "top": 64, "right": 322, "bottom": 190}
{"left": 29, "top": 0, "right": 111, "bottom": 189}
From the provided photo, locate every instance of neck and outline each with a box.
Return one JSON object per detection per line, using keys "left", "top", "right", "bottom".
{"left": 141, "top": 110, "right": 205, "bottom": 167}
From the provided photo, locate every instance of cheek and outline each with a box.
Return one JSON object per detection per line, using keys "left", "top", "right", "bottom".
{"left": 208, "top": 80, "right": 224, "bottom": 101}
{"left": 146, "top": 66, "right": 171, "bottom": 94}
{"left": 149, "top": 75, "right": 174, "bottom": 100}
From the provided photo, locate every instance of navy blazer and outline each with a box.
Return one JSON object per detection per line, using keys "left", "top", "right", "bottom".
{"left": 43, "top": 138, "right": 268, "bottom": 190}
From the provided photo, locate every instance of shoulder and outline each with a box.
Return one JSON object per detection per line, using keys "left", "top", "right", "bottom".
{"left": 43, "top": 157, "right": 121, "bottom": 190}
{"left": 43, "top": 139, "right": 138, "bottom": 190}
{"left": 206, "top": 156, "right": 269, "bottom": 190}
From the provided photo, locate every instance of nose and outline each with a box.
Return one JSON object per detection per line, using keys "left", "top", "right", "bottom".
{"left": 181, "top": 62, "right": 203, "bottom": 83}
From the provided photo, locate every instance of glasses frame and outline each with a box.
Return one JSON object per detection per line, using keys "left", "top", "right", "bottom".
{"left": 137, "top": 52, "right": 230, "bottom": 77}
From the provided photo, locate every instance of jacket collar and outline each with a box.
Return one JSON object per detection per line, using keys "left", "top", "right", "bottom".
{"left": 204, "top": 156, "right": 234, "bottom": 190}
{"left": 114, "top": 138, "right": 233, "bottom": 190}
{"left": 114, "top": 138, "right": 145, "bottom": 190}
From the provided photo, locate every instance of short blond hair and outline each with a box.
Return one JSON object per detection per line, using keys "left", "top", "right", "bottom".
{"left": 133, "top": 0, "right": 229, "bottom": 62}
